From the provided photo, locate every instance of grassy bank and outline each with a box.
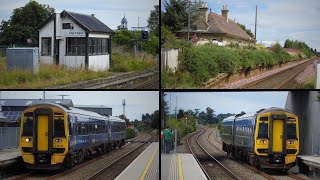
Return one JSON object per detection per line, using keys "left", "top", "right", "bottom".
{"left": 166, "top": 117, "right": 196, "bottom": 142}
{"left": 0, "top": 48, "right": 157, "bottom": 88}
{"left": 162, "top": 43, "right": 297, "bottom": 88}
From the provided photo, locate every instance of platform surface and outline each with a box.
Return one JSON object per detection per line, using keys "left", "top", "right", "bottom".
{"left": 298, "top": 155, "right": 320, "bottom": 168}
{"left": 0, "top": 148, "right": 21, "bottom": 167}
{"left": 115, "top": 142, "right": 159, "bottom": 180}
{"left": 161, "top": 153, "right": 207, "bottom": 180}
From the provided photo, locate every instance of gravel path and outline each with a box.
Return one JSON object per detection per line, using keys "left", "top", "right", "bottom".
{"left": 223, "top": 59, "right": 310, "bottom": 89}
{"left": 294, "top": 61, "right": 316, "bottom": 84}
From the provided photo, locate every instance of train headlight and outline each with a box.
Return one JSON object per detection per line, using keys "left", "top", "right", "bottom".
{"left": 287, "top": 140, "right": 294, "bottom": 144}
{"left": 260, "top": 140, "right": 268, "bottom": 144}
{"left": 55, "top": 139, "right": 62, "bottom": 142}
{"left": 25, "top": 138, "right": 32, "bottom": 142}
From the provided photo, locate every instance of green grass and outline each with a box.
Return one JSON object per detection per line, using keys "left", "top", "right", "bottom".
{"left": 0, "top": 46, "right": 157, "bottom": 88}
{"left": 109, "top": 46, "right": 157, "bottom": 72}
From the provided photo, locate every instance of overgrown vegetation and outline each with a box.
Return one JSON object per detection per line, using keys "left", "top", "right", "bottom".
{"left": 166, "top": 117, "right": 196, "bottom": 142}
{"left": 163, "top": 43, "right": 293, "bottom": 88}
{"left": 126, "top": 128, "right": 136, "bottom": 139}
{"left": 0, "top": 50, "right": 157, "bottom": 88}
{"left": 284, "top": 39, "right": 316, "bottom": 58}
{"left": 110, "top": 46, "right": 157, "bottom": 72}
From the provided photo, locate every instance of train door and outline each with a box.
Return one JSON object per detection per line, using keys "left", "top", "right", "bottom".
{"left": 272, "top": 120, "right": 283, "bottom": 152}
{"left": 38, "top": 115, "right": 49, "bottom": 151}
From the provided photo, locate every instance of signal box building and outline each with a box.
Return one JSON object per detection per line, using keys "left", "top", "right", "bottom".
{"left": 36, "top": 10, "right": 114, "bottom": 71}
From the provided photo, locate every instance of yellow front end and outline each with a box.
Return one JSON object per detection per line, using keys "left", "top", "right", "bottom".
{"left": 254, "top": 111, "right": 299, "bottom": 169}
{"left": 19, "top": 105, "right": 69, "bottom": 169}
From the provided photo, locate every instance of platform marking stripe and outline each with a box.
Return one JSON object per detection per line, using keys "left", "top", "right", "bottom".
{"left": 140, "top": 145, "right": 159, "bottom": 180}
{"left": 178, "top": 154, "right": 184, "bottom": 180}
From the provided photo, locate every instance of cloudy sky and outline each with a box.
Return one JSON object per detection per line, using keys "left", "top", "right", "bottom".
{"left": 163, "top": 0, "right": 320, "bottom": 50}
{"left": 0, "top": 0, "right": 158, "bottom": 30}
{"left": 0, "top": 91, "right": 159, "bottom": 121}
{"left": 165, "top": 91, "right": 288, "bottom": 115}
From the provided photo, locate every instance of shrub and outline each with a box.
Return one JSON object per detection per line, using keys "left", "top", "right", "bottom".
{"left": 126, "top": 129, "right": 136, "bottom": 139}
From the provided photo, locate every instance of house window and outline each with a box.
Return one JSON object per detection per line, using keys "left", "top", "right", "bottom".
{"left": 41, "top": 37, "right": 51, "bottom": 56}
{"left": 66, "top": 37, "right": 86, "bottom": 55}
{"left": 89, "top": 38, "right": 109, "bottom": 55}
{"left": 63, "top": 23, "right": 71, "bottom": 29}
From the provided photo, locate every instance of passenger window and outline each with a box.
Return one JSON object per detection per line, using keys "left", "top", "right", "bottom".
{"left": 257, "top": 123, "right": 268, "bottom": 139}
{"left": 77, "top": 123, "right": 81, "bottom": 135}
{"left": 69, "top": 122, "right": 72, "bottom": 135}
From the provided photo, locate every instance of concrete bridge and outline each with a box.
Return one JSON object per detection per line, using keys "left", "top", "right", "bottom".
{"left": 285, "top": 91, "right": 320, "bottom": 156}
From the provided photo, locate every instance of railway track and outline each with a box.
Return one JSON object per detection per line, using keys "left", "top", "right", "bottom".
{"left": 187, "top": 128, "right": 241, "bottom": 180}
{"left": 46, "top": 68, "right": 159, "bottom": 89}
{"left": 241, "top": 58, "right": 316, "bottom": 89}
{"left": 10, "top": 133, "right": 153, "bottom": 180}
{"left": 206, "top": 127, "right": 307, "bottom": 180}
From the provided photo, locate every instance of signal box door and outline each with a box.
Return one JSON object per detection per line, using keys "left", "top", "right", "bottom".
{"left": 272, "top": 120, "right": 283, "bottom": 152}
{"left": 37, "top": 115, "right": 49, "bottom": 151}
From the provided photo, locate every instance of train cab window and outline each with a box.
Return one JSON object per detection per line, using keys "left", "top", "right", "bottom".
{"left": 22, "top": 113, "right": 33, "bottom": 136}
{"left": 257, "top": 123, "right": 268, "bottom": 139}
{"left": 287, "top": 124, "right": 297, "bottom": 139}
{"left": 54, "top": 119, "right": 65, "bottom": 137}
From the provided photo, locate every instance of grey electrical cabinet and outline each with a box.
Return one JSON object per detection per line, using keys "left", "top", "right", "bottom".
{"left": 6, "top": 48, "right": 39, "bottom": 74}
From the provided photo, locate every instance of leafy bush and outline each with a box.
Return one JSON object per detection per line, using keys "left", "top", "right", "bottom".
{"left": 166, "top": 117, "right": 196, "bottom": 142}
{"left": 126, "top": 129, "right": 136, "bottom": 139}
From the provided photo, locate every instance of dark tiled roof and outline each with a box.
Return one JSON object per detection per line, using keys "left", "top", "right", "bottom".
{"left": 177, "top": 12, "right": 254, "bottom": 42}
{"left": 65, "top": 11, "right": 114, "bottom": 33}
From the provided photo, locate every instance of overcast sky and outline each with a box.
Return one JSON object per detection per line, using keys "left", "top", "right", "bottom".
{"left": 0, "top": 91, "right": 159, "bottom": 121}
{"left": 0, "top": 0, "right": 158, "bottom": 30}
{"left": 162, "top": 0, "right": 320, "bottom": 50}
{"left": 165, "top": 91, "right": 288, "bottom": 115}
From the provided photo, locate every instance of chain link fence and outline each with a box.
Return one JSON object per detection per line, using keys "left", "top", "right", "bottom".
{"left": 0, "top": 127, "right": 20, "bottom": 149}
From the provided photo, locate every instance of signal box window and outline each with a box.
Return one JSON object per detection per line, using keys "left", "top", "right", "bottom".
{"left": 41, "top": 37, "right": 51, "bottom": 56}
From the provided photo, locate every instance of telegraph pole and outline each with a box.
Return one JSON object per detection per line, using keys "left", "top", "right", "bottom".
{"left": 122, "top": 99, "right": 126, "bottom": 118}
{"left": 255, "top": 5, "right": 257, "bottom": 40}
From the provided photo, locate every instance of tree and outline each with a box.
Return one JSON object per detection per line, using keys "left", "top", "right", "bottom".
{"left": 162, "top": 0, "right": 200, "bottom": 32}
{"left": 177, "top": 109, "right": 185, "bottom": 119}
{"left": 206, "top": 107, "right": 215, "bottom": 124}
{"left": 119, "top": 114, "right": 129, "bottom": 124}
{"left": 237, "top": 23, "right": 254, "bottom": 39}
{"left": 0, "top": 1, "right": 54, "bottom": 46}
{"left": 148, "top": 5, "right": 159, "bottom": 37}
{"left": 151, "top": 110, "right": 159, "bottom": 129}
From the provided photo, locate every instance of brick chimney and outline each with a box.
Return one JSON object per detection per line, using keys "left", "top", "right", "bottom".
{"left": 199, "top": 2, "right": 208, "bottom": 23}
{"left": 221, "top": 5, "right": 229, "bottom": 22}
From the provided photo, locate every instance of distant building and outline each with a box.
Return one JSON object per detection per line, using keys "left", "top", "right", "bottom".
{"left": 176, "top": 3, "right": 255, "bottom": 45}
{"left": 75, "top": 105, "right": 112, "bottom": 116}
{"left": 117, "top": 14, "right": 128, "bottom": 30}
{"left": 0, "top": 99, "right": 73, "bottom": 126}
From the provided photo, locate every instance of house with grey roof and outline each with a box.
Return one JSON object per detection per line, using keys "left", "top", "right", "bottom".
{"left": 35, "top": 10, "right": 114, "bottom": 71}
{"left": 176, "top": 3, "right": 256, "bottom": 45}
